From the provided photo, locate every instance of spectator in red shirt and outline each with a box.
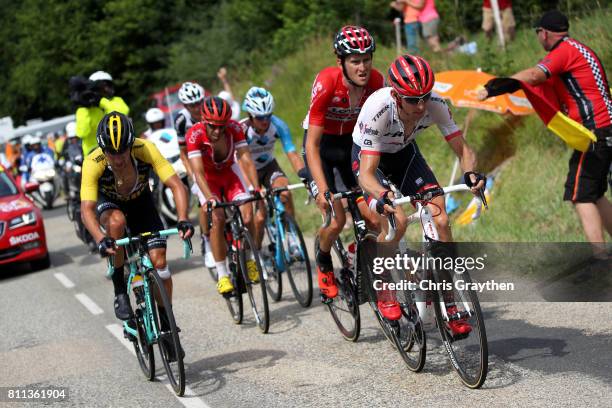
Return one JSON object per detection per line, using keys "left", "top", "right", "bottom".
{"left": 482, "top": 0, "right": 515, "bottom": 42}
{"left": 480, "top": 11, "right": 612, "bottom": 260}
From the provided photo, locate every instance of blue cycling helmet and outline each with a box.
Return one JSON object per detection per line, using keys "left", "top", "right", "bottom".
{"left": 242, "top": 87, "right": 275, "bottom": 116}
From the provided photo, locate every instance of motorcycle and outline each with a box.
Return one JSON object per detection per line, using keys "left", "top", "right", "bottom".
{"left": 25, "top": 152, "right": 59, "bottom": 209}
{"left": 60, "top": 147, "right": 96, "bottom": 250}
{"left": 148, "top": 128, "right": 192, "bottom": 226}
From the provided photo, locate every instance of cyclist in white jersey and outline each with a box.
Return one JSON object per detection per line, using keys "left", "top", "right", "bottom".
{"left": 352, "top": 55, "right": 485, "bottom": 331}
{"left": 239, "top": 86, "right": 305, "bottom": 250}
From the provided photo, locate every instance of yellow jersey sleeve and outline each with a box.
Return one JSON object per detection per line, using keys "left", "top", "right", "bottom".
{"left": 132, "top": 139, "right": 175, "bottom": 183}
{"left": 80, "top": 148, "right": 106, "bottom": 202}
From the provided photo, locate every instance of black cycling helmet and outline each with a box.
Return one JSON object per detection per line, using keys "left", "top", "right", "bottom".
{"left": 333, "top": 26, "right": 376, "bottom": 57}
{"left": 96, "top": 111, "right": 135, "bottom": 154}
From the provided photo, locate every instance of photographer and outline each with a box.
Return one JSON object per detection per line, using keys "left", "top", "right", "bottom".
{"left": 69, "top": 71, "right": 129, "bottom": 155}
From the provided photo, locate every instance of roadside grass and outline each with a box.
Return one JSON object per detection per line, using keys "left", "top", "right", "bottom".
{"left": 233, "top": 9, "right": 611, "bottom": 242}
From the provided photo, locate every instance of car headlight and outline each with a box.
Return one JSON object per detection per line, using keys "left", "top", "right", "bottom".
{"left": 9, "top": 211, "right": 37, "bottom": 229}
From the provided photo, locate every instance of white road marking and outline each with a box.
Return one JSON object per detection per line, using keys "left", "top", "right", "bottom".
{"left": 105, "top": 324, "right": 211, "bottom": 408}
{"left": 75, "top": 293, "right": 104, "bottom": 315}
{"left": 54, "top": 272, "right": 75, "bottom": 288}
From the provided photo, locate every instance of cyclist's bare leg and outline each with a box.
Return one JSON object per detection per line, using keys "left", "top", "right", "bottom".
{"left": 149, "top": 247, "right": 172, "bottom": 300}
{"left": 377, "top": 205, "right": 407, "bottom": 243}
{"left": 99, "top": 209, "right": 126, "bottom": 267}
{"left": 210, "top": 207, "right": 228, "bottom": 262}
{"left": 318, "top": 198, "right": 346, "bottom": 252}
{"left": 430, "top": 195, "right": 452, "bottom": 242}
{"left": 254, "top": 200, "right": 266, "bottom": 250}
{"left": 358, "top": 198, "right": 381, "bottom": 233}
{"left": 272, "top": 176, "right": 294, "bottom": 217}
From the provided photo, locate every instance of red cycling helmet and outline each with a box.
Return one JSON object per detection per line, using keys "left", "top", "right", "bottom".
{"left": 388, "top": 55, "right": 435, "bottom": 97}
{"left": 333, "top": 25, "right": 376, "bottom": 57}
{"left": 201, "top": 96, "right": 232, "bottom": 126}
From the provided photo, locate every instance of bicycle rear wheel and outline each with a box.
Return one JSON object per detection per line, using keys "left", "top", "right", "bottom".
{"left": 319, "top": 236, "right": 360, "bottom": 342}
{"left": 128, "top": 282, "right": 155, "bottom": 380}
{"left": 149, "top": 269, "right": 186, "bottom": 396}
{"left": 359, "top": 235, "right": 426, "bottom": 372}
{"left": 282, "top": 214, "right": 313, "bottom": 307}
{"left": 433, "top": 270, "right": 488, "bottom": 388}
{"left": 262, "top": 218, "right": 282, "bottom": 301}
{"left": 239, "top": 230, "right": 270, "bottom": 333}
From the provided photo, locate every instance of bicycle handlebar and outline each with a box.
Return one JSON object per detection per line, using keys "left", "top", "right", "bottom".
{"left": 384, "top": 183, "right": 488, "bottom": 241}
{"left": 106, "top": 228, "right": 192, "bottom": 277}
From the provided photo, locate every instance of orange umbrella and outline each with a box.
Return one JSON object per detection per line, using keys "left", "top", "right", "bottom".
{"left": 433, "top": 70, "right": 534, "bottom": 115}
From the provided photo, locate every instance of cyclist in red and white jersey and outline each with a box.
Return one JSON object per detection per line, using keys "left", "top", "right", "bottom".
{"left": 303, "top": 25, "right": 383, "bottom": 300}
{"left": 352, "top": 55, "right": 485, "bottom": 329}
{"left": 187, "top": 96, "right": 261, "bottom": 294}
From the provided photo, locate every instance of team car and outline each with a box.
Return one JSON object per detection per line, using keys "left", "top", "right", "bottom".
{"left": 0, "top": 165, "right": 50, "bottom": 270}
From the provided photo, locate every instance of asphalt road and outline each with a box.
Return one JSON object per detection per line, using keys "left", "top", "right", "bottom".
{"left": 1, "top": 203, "right": 611, "bottom": 407}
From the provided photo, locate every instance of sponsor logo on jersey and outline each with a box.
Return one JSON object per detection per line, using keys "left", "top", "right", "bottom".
{"left": 362, "top": 125, "right": 379, "bottom": 136}
{"left": 372, "top": 104, "right": 389, "bottom": 122}
{"left": 10, "top": 231, "right": 39, "bottom": 246}
{"left": 363, "top": 138, "right": 373, "bottom": 146}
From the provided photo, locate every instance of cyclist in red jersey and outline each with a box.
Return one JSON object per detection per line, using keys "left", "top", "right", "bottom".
{"left": 303, "top": 25, "right": 383, "bottom": 299}
{"left": 187, "top": 96, "right": 261, "bottom": 294}
{"left": 479, "top": 10, "right": 611, "bottom": 260}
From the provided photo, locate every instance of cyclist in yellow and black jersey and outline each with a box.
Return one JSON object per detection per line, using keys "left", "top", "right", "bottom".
{"left": 81, "top": 112, "right": 194, "bottom": 324}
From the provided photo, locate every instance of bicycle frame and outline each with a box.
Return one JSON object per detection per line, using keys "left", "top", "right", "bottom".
{"left": 106, "top": 228, "right": 191, "bottom": 343}
{"left": 265, "top": 183, "right": 305, "bottom": 272}
{"left": 389, "top": 184, "right": 484, "bottom": 322}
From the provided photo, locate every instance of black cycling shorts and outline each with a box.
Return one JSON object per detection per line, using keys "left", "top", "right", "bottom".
{"left": 564, "top": 126, "right": 612, "bottom": 203}
{"left": 351, "top": 142, "right": 439, "bottom": 199}
{"left": 258, "top": 159, "right": 287, "bottom": 190}
{"left": 302, "top": 131, "right": 358, "bottom": 193}
{"left": 96, "top": 189, "right": 167, "bottom": 250}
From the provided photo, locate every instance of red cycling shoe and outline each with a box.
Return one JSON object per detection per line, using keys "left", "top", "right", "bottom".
{"left": 446, "top": 305, "right": 472, "bottom": 336}
{"left": 318, "top": 267, "right": 338, "bottom": 298}
{"left": 377, "top": 289, "right": 401, "bottom": 320}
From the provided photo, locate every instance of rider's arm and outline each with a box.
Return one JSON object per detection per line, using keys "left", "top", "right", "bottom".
{"left": 271, "top": 116, "right": 304, "bottom": 173}
{"left": 358, "top": 153, "right": 388, "bottom": 199}
{"left": 236, "top": 146, "right": 260, "bottom": 190}
{"left": 188, "top": 156, "right": 215, "bottom": 200}
{"left": 81, "top": 200, "right": 105, "bottom": 243}
{"left": 179, "top": 146, "right": 193, "bottom": 179}
{"left": 163, "top": 174, "right": 189, "bottom": 221}
{"left": 174, "top": 115, "right": 194, "bottom": 179}
{"left": 305, "top": 125, "right": 328, "bottom": 194}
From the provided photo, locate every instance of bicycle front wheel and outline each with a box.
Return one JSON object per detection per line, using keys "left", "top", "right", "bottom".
{"left": 128, "top": 283, "right": 155, "bottom": 380}
{"left": 149, "top": 269, "right": 186, "bottom": 396}
{"left": 321, "top": 236, "right": 360, "bottom": 342}
{"left": 359, "top": 234, "right": 426, "bottom": 372}
{"left": 282, "top": 214, "right": 313, "bottom": 307}
{"left": 433, "top": 270, "right": 488, "bottom": 388}
{"left": 239, "top": 230, "right": 270, "bottom": 333}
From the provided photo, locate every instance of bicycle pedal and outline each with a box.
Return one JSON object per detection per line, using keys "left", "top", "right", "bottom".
{"left": 320, "top": 294, "right": 332, "bottom": 304}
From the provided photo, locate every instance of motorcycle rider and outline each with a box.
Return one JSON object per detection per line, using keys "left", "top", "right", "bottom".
{"left": 142, "top": 108, "right": 166, "bottom": 139}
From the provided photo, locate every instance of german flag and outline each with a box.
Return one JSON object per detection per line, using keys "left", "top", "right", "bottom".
{"left": 484, "top": 78, "right": 596, "bottom": 152}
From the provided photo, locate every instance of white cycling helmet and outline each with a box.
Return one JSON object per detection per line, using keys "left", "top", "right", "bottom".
{"left": 178, "top": 82, "right": 204, "bottom": 104}
{"left": 145, "top": 108, "right": 165, "bottom": 124}
{"left": 242, "top": 86, "right": 275, "bottom": 116}
{"left": 22, "top": 134, "right": 33, "bottom": 145}
{"left": 30, "top": 134, "right": 42, "bottom": 145}
{"left": 89, "top": 71, "right": 113, "bottom": 82}
{"left": 65, "top": 121, "right": 77, "bottom": 138}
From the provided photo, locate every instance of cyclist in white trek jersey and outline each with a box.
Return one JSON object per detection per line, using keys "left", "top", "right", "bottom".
{"left": 352, "top": 55, "right": 485, "bottom": 332}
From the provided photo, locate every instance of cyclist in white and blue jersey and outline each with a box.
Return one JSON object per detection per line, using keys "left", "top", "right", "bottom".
{"left": 239, "top": 87, "right": 305, "bottom": 249}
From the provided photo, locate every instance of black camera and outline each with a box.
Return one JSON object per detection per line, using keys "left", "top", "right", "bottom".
{"left": 69, "top": 75, "right": 101, "bottom": 108}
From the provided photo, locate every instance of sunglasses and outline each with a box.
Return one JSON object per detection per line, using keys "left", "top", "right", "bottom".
{"left": 535, "top": 28, "right": 544, "bottom": 34}
{"left": 185, "top": 102, "right": 201, "bottom": 109}
{"left": 254, "top": 114, "right": 272, "bottom": 121}
{"left": 401, "top": 92, "right": 431, "bottom": 105}
{"left": 205, "top": 123, "right": 226, "bottom": 130}
{"left": 104, "top": 148, "right": 129, "bottom": 156}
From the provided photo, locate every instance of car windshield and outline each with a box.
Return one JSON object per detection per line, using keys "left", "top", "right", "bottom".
{"left": 0, "top": 172, "right": 18, "bottom": 198}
